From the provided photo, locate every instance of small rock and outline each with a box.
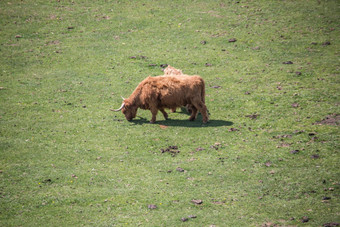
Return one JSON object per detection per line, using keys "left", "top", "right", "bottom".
{"left": 196, "top": 147, "right": 205, "bottom": 151}
{"left": 191, "top": 199, "right": 203, "bottom": 205}
{"left": 205, "top": 63, "right": 212, "bottom": 67}
{"left": 322, "top": 41, "right": 331, "bottom": 46}
{"left": 283, "top": 61, "right": 293, "bottom": 64}
{"left": 176, "top": 167, "right": 185, "bottom": 172}
{"left": 67, "top": 26, "right": 74, "bottom": 29}
{"left": 295, "top": 71, "right": 302, "bottom": 75}
{"left": 322, "top": 196, "right": 331, "bottom": 200}
{"left": 290, "top": 150, "right": 300, "bottom": 154}
{"left": 228, "top": 128, "right": 239, "bottom": 132}
{"left": 15, "top": 35, "right": 22, "bottom": 38}
{"left": 181, "top": 217, "right": 188, "bottom": 222}
{"left": 308, "top": 132, "right": 317, "bottom": 136}
{"left": 42, "top": 179, "right": 52, "bottom": 183}
{"left": 301, "top": 216, "right": 309, "bottom": 223}
{"left": 228, "top": 38, "right": 237, "bottom": 42}
{"left": 188, "top": 215, "right": 197, "bottom": 218}
{"left": 294, "top": 130, "right": 305, "bottom": 134}
{"left": 211, "top": 85, "right": 221, "bottom": 89}
{"left": 148, "top": 204, "right": 157, "bottom": 209}
{"left": 169, "top": 146, "right": 178, "bottom": 149}
{"left": 292, "top": 103, "right": 299, "bottom": 108}
{"left": 310, "top": 136, "right": 318, "bottom": 141}
{"left": 200, "top": 40, "right": 207, "bottom": 45}
{"left": 311, "top": 154, "right": 320, "bottom": 159}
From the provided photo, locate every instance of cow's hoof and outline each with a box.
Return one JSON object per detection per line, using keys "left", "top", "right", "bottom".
{"left": 202, "top": 117, "right": 209, "bottom": 124}
{"left": 149, "top": 121, "right": 155, "bottom": 124}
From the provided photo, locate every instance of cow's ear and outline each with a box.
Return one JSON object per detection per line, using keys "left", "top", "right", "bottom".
{"left": 123, "top": 101, "right": 130, "bottom": 108}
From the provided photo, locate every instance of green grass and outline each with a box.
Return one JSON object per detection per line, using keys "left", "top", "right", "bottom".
{"left": 1, "top": 0, "right": 339, "bottom": 226}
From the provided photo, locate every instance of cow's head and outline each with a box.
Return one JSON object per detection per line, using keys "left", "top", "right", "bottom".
{"left": 113, "top": 98, "right": 137, "bottom": 121}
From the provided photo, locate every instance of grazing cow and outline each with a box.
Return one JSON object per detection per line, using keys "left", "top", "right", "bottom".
{"left": 113, "top": 75, "right": 209, "bottom": 123}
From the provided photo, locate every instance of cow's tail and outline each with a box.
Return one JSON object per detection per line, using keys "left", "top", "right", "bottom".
{"left": 201, "top": 78, "right": 206, "bottom": 104}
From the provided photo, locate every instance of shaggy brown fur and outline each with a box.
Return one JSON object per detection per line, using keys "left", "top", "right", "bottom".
{"left": 116, "top": 75, "right": 209, "bottom": 123}
{"left": 163, "top": 65, "right": 191, "bottom": 113}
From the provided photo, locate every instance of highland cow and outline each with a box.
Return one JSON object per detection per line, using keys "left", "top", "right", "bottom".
{"left": 113, "top": 75, "right": 209, "bottom": 123}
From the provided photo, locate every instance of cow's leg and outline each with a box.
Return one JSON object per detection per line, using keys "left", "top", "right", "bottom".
{"left": 160, "top": 108, "right": 168, "bottom": 120}
{"left": 188, "top": 106, "right": 198, "bottom": 121}
{"left": 192, "top": 99, "right": 209, "bottom": 123}
{"left": 185, "top": 104, "right": 193, "bottom": 114}
{"left": 150, "top": 107, "right": 158, "bottom": 123}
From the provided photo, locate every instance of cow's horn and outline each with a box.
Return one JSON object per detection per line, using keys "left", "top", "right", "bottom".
{"left": 113, "top": 102, "right": 125, "bottom": 111}
{"left": 121, "top": 96, "right": 125, "bottom": 100}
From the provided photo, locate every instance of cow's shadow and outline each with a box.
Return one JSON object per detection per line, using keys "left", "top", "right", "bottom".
{"left": 131, "top": 116, "right": 233, "bottom": 128}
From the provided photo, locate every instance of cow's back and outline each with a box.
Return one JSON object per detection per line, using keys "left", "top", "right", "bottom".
{"left": 152, "top": 75, "right": 205, "bottom": 108}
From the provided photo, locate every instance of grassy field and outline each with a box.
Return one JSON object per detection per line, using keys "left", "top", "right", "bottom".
{"left": 0, "top": 0, "right": 339, "bottom": 226}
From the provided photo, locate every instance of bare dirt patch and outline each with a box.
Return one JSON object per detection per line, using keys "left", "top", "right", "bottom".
{"left": 160, "top": 146, "right": 180, "bottom": 156}
{"left": 314, "top": 114, "right": 340, "bottom": 126}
